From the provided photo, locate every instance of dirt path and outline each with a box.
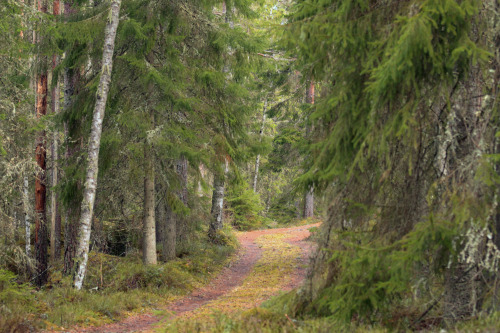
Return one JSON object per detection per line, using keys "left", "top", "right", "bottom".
{"left": 70, "top": 223, "right": 318, "bottom": 333}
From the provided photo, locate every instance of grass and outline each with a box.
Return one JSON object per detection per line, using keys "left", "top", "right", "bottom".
{"left": 0, "top": 238, "right": 237, "bottom": 331}
{"left": 162, "top": 232, "right": 304, "bottom": 331}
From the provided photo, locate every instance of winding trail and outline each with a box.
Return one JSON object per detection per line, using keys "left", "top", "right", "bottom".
{"left": 71, "top": 223, "right": 319, "bottom": 333}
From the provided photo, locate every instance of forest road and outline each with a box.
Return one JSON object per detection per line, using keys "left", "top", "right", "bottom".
{"left": 66, "top": 223, "right": 319, "bottom": 333}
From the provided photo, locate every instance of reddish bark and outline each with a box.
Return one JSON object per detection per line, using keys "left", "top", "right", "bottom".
{"left": 53, "top": 0, "right": 60, "bottom": 15}
{"left": 35, "top": 73, "right": 48, "bottom": 287}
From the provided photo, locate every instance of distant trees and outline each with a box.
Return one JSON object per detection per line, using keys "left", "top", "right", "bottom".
{"left": 0, "top": 0, "right": 311, "bottom": 294}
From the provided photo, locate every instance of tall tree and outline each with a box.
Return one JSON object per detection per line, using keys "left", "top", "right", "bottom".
{"left": 34, "top": 0, "right": 49, "bottom": 287}
{"left": 50, "top": 0, "right": 61, "bottom": 261}
{"left": 208, "top": 1, "right": 233, "bottom": 242}
{"left": 143, "top": 110, "right": 156, "bottom": 265}
{"left": 174, "top": 156, "right": 188, "bottom": 247}
{"left": 62, "top": 0, "right": 81, "bottom": 275}
{"left": 303, "top": 79, "right": 314, "bottom": 218}
{"left": 73, "top": 0, "right": 121, "bottom": 290}
{"left": 252, "top": 100, "right": 267, "bottom": 193}
{"left": 209, "top": 155, "right": 229, "bottom": 241}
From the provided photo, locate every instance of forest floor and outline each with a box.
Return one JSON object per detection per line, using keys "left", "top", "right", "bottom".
{"left": 65, "top": 223, "right": 320, "bottom": 333}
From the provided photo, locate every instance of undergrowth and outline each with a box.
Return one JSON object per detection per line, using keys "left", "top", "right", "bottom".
{"left": 0, "top": 238, "right": 237, "bottom": 331}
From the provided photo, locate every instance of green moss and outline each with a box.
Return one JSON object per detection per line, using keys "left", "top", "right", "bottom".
{"left": 0, "top": 237, "right": 237, "bottom": 330}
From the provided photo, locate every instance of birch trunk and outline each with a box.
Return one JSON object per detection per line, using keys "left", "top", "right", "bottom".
{"left": 252, "top": 100, "right": 267, "bottom": 192}
{"left": 197, "top": 163, "right": 207, "bottom": 196}
{"left": 143, "top": 138, "right": 156, "bottom": 265}
{"left": 303, "top": 186, "right": 314, "bottom": 218}
{"left": 73, "top": 0, "right": 121, "bottom": 290}
{"left": 209, "top": 159, "right": 228, "bottom": 242}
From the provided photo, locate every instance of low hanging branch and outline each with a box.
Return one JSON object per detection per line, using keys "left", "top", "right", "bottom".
{"left": 73, "top": 0, "right": 122, "bottom": 290}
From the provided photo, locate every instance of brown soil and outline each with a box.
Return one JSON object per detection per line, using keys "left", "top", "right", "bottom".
{"left": 65, "top": 223, "right": 319, "bottom": 333}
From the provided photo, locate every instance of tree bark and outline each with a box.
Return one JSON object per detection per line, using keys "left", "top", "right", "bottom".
{"left": 209, "top": 158, "right": 228, "bottom": 242}
{"left": 303, "top": 79, "right": 314, "bottom": 219}
{"left": 62, "top": 0, "right": 81, "bottom": 276}
{"left": 23, "top": 176, "right": 31, "bottom": 258}
{"left": 175, "top": 156, "right": 188, "bottom": 244}
{"left": 143, "top": 137, "right": 157, "bottom": 265}
{"left": 35, "top": 0, "right": 49, "bottom": 285}
{"left": 50, "top": 0, "right": 61, "bottom": 261}
{"left": 163, "top": 198, "right": 176, "bottom": 261}
{"left": 35, "top": 73, "right": 48, "bottom": 287}
{"left": 303, "top": 186, "right": 314, "bottom": 218}
{"left": 197, "top": 163, "right": 207, "bottom": 196}
{"left": 252, "top": 100, "right": 267, "bottom": 192}
{"left": 73, "top": 0, "right": 121, "bottom": 290}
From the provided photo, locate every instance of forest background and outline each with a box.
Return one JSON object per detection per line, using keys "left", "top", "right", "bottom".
{"left": 0, "top": 0, "right": 499, "bottom": 331}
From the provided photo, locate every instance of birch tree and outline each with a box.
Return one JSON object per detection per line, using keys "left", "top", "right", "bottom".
{"left": 143, "top": 111, "right": 156, "bottom": 265}
{"left": 73, "top": 0, "right": 121, "bottom": 290}
{"left": 252, "top": 100, "right": 267, "bottom": 192}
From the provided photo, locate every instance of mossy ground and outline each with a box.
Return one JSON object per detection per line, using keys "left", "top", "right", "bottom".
{"left": 161, "top": 232, "right": 303, "bottom": 331}
{"left": 0, "top": 240, "right": 236, "bottom": 331}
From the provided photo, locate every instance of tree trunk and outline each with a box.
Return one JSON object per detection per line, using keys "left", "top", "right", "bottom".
{"left": 155, "top": 181, "right": 163, "bottom": 245}
{"left": 62, "top": 0, "right": 81, "bottom": 275}
{"left": 163, "top": 198, "right": 176, "bottom": 261}
{"left": 50, "top": 0, "right": 61, "bottom": 261}
{"left": 157, "top": 187, "right": 176, "bottom": 261}
{"left": 143, "top": 138, "right": 156, "bottom": 265}
{"left": 303, "top": 79, "right": 315, "bottom": 219}
{"left": 303, "top": 186, "right": 314, "bottom": 218}
{"left": 73, "top": 0, "right": 121, "bottom": 290}
{"left": 252, "top": 100, "right": 267, "bottom": 193}
{"left": 197, "top": 163, "right": 207, "bottom": 196}
{"left": 23, "top": 176, "right": 31, "bottom": 258}
{"left": 35, "top": 74, "right": 48, "bottom": 287}
{"left": 35, "top": 0, "right": 49, "bottom": 285}
{"left": 175, "top": 156, "right": 188, "bottom": 245}
{"left": 209, "top": 158, "right": 228, "bottom": 242}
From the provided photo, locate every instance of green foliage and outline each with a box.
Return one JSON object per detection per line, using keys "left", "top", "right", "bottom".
{"left": 284, "top": 0, "right": 489, "bottom": 187}
{"left": 0, "top": 270, "right": 38, "bottom": 331}
{"left": 0, "top": 235, "right": 238, "bottom": 329}
{"left": 207, "top": 223, "right": 239, "bottom": 247}
{"left": 227, "top": 180, "right": 265, "bottom": 230}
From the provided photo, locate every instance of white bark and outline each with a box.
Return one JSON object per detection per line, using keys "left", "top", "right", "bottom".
{"left": 252, "top": 100, "right": 267, "bottom": 192}
{"left": 303, "top": 185, "right": 314, "bottom": 218}
{"left": 197, "top": 163, "right": 207, "bottom": 196}
{"left": 73, "top": 0, "right": 121, "bottom": 290}
{"left": 143, "top": 140, "right": 156, "bottom": 265}
{"left": 209, "top": 158, "right": 229, "bottom": 240}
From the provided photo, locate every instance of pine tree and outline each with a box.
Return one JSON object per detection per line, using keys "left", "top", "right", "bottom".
{"left": 34, "top": 0, "right": 49, "bottom": 288}
{"left": 284, "top": 0, "right": 498, "bottom": 324}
